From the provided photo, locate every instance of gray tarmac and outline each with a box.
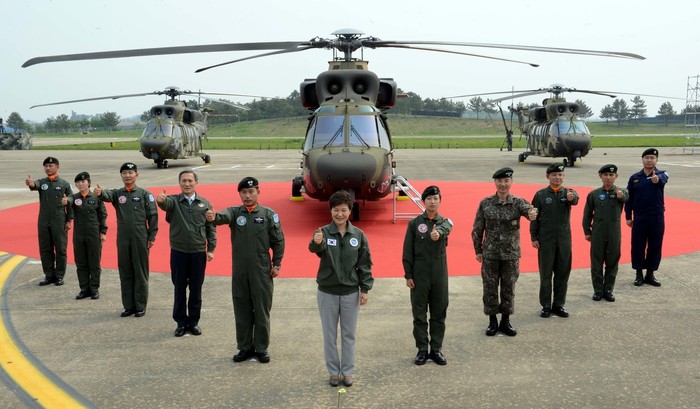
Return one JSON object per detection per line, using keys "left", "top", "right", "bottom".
{"left": 0, "top": 147, "right": 699, "bottom": 409}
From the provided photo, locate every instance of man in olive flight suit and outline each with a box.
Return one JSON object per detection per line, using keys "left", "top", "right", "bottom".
{"left": 531, "top": 163, "right": 579, "bottom": 318}
{"left": 25, "top": 156, "right": 73, "bottom": 286}
{"left": 472, "top": 167, "right": 537, "bottom": 337}
{"left": 206, "top": 176, "right": 285, "bottom": 364}
{"left": 402, "top": 185, "right": 453, "bottom": 366}
{"left": 63, "top": 171, "right": 108, "bottom": 300}
{"left": 94, "top": 162, "right": 158, "bottom": 318}
{"left": 583, "top": 164, "right": 628, "bottom": 302}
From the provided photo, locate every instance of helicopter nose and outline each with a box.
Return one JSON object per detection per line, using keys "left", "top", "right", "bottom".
{"left": 315, "top": 152, "right": 377, "bottom": 186}
{"left": 141, "top": 137, "right": 171, "bottom": 156}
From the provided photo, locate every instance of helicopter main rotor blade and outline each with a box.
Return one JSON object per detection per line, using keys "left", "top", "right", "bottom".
{"left": 486, "top": 91, "right": 550, "bottom": 104}
{"left": 203, "top": 98, "right": 250, "bottom": 111}
{"left": 567, "top": 89, "right": 617, "bottom": 98}
{"left": 367, "top": 40, "right": 645, "bottom": 60}
{"left": 601, "top": 91, "right": 687, "bottom": 100}
{"left": 30, "top": 92, "right": 161, "bottom": 109}
{"left": 185, "top": 91, "right": 278, "bottom": 99}
{"left": 385, "top": 44, "right": 539, "bottom": 67}
{"left": 194, "top": 46, "right": 314, "bottom": 73}
{"left": 22, "top": 42, "right": 307, "bottom": 67}
{"left": 446, "top": 90, "right": 536, "bottom": 99}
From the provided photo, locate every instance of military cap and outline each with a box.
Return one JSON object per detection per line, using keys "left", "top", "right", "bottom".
{"left": 546, "top": 163, "right": 566, "bottom": 174}
{"left": 43, "top": 156, "right": 59, "bottom": 165}
{"left": 74, "top": 171, "right": 91, "bottom": 182}
{"left": 421, "top": 185, "right": 440, "bottom": 201}
{"left": 642, "top": 148, "right": 658, "bottom": 157}
{"left": 492, "top": 167, "right": 514, "bottom": 179}
{"left": 237, "top": 176, "right": 259, "bottom": 191}
{"left": 119, "top": 162, "right": 137, "bottom": 173}
{"left": 598, "top": 164, "right": 618, "bottom": 174}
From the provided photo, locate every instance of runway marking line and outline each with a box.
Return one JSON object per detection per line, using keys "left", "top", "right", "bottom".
{"left": 0, "top": 254, "right": 94, "bottom": 409}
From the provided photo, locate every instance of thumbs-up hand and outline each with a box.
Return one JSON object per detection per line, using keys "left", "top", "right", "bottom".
{"left": 566, "top": 188, "right": 574, "bottom": 202}
{"left": 156, "top": 188, "right": 167, "bottom": 204}
{"left": 205, "top": 208, "right": 215, "bottom": 222}
{"left": 93, "top": 184, "right": 102, "bottom": 197}
{"left": 651, "top": 169, "right": 659, "bottom": 184}
{"left": 430, "top": 224, "right": 440, "bottom": 241}
{"left": 528, "top": 206, "right": 538, "bottom": 221}
{"left": 615, "top": 186, "right": 624, "bottom": 199}
{"left": 25, "top": 174, "right": 34, "bottom": 188}
{"left": 313, "top": 227, "right": 324, "bottom": 245}
{"left": 61, "top": 193, "right": 68, "bottom": 206}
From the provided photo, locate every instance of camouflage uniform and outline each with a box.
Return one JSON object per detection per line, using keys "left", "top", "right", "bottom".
{"left": 472, "top": 194, "right": 532, "bottom": 315}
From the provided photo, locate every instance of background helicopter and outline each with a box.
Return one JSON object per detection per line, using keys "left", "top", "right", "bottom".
{"left": 31, "top": 86, "right": 253, "bottom": 168}
{"left": 474, "top": 85, "right": 618, "bottom": 167}
{"left": 23, "top": 29, "right": 644, "bottom": 217}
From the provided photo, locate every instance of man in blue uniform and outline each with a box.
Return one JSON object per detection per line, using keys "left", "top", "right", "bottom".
{"left": 625, "top": 148, "right": 668, "bottom": 287}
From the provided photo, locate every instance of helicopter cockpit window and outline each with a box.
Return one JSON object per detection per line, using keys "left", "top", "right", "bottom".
{"left": 349, "top": 116, "right": 380, "bottom": 147}
{"left": 310, "top": 116, "right": 344, "bottom": 148}
{"left": 557, "top": 120, "right": 590, "bottom": 136}
{"left": 142, "top": 121, "right": 175, "bottom": 138}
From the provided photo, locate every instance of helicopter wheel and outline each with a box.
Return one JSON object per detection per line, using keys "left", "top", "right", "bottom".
{"left": 156, "top": 161, "right": 163, "bottom": 169}
{"left": 352, "top": 202, "right": 360, "bottom": 221}
{"left": 163, "top": 160, "right": 169, "bottom": 169}
{"left": 203, "top": 154, "right": 211, "bottom": 164}
{"left": 518, "top": 153, "right": 526, "bottom": 163}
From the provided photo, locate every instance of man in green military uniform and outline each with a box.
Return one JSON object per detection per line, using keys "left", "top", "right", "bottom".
{"left": 206, "top": 176, "right": 285, "bottom": 364}
{"left": 402, "top": 185, "right": 453, "bottom": 366}
{"left": 472, "top": 167, "right": 537, "bottom": 337}
{"left": 63, "top": 171, "right": 107, "bottom": 300}
{"left": 531, "top": 163, "right": 579, "bottom": 318}
{"left": 583, "top": 164, "right": 628, "bottom": 302}
{"left": 25, "top": 156, "right": 73, "bottom": 286}
{"left": 157, "top": 170, "right": 216, "bottom": 337}
{"left": 94, "top": 162, "right": 158, "bottom": 317}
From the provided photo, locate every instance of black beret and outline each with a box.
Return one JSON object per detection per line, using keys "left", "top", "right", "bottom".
{"left": 598, "top": 164, "right": 618, "bottom": 174}
{"left": 43, "top": 156, "right": 59, "bottom": 165}
{"left": 546, "top": 163, "right": 566, "bottom": 174}
{"left": 74, "top": 171, "right": 90, "bottom": 182}
{"left": 492, "top": 167, "right": 514, "bottom": 179}
{"left": 421, "top": 185, "right": 440, "bottom": 201}
{"left": 120, "top": 162, "right": 138, "bottom": 173}
{"left": 237, "top": 176, "right": 259, "bottom": 191}
{"left": 642, "top": 148, "right": 658, "bottom": 157}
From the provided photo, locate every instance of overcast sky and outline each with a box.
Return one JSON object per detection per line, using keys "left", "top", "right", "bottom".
{"left": 1, "top": 0, "right": 695, "bottom": 123}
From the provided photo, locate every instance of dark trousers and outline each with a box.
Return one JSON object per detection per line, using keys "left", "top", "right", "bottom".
{"left": 170, "top": 250, "right": 207, "bottom": 327}
{"left": 631, "top": 215, "right": 665, "bottom": 272}
{"left": 38, "top": 223, "right": 68, "bottom": 278}
{"left": 410, "top": 271, "right": 449, "bottom": 351}
{"left": 538, "top": 241, "right": 572, "bottom": 308}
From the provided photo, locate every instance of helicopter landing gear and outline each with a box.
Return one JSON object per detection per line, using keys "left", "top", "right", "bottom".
{"left": 291, "top": 176, "right": 304, "bottom": 200}
{"left": 563, "top": 156, "right": 576, "bottom": 167}
{"left": 156, "top": 160, "right": 169, "bottom": 169}
{"left": 203, "top": 154, "right": 211, "bottom": 164}
{"left": 352, "top": 202, "right": 360, "bottom": 221}
{"left": 518, "top": 153, "right": 526, "bottom": 163}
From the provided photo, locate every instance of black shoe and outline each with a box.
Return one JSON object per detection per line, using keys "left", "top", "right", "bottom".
{"left": 644, "top": 275, "right": 661, "bottom": 287}
{"left": 592, "top": 292, "right": 603, "bottom": 301}
{"left": 255, "top": 352, "right": 270, "bottom": 363}
{"left": 540, "top": 307, "right": 551, "bottom": 318}
{"left": 430, "top": 350, "right": 447, "bottom": 366}
{"left": 634, "top": 271, "right": 644, "bottom": 286}
{"left": 120, "top": 309, "right": 135, "bottom": 317}
{"left": 552, "top": 306, "right": 570, "bottom": 318}
{"left": 174, "top": 326, "right": 186, "bottom": 337}
{"left": 39, "top": 277, "right": 57, "bottom": 286}
{"left": 498, "top": 320, "right": 517, "bottom": 337}
{"left": 91, "top": 291, "right": 100, "bottom": 300}
{"left": 232, "top": 349, "right": 255, "bottom": 362}
{"left": 189, "top": 324, "right": 202, "bottom": 336}
{"left": 603, "top": 292, "right": 616, "bottom": 302}
{"left": 414, "top": 350, "right": 428, "bottom": 365}
{"left": 485, "top": 319, "right": 499, "bottom": 336}
{"left": 54, "top": 278, "right": 64, "bottom": 286}
{"left": 75, "top": 291, "right": 91, "bottom": 300}
{"left": 134, "top": 310, "right": 146, "bottom": 318}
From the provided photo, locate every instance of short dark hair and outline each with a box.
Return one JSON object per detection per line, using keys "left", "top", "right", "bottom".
{"left": 329, "top": 190, "right": 354, "bottom": 210}
{"left": 178, "top": 170, "right": 198, "bottom": 182}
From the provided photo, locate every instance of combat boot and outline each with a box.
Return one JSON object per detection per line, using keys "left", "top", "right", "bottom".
{"left": 485, "top": 315, "right": 498, "bottom": 336}
{"left": 644, "top": 271, "right": 661, "bottom": 287}
{"left": 498, "top": 314, "right": 517, "bottom": 337}
{"left": 634, "top": 270, "right": 644, "bottom": 286}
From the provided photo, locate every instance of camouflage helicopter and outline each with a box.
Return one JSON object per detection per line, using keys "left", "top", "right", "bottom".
{"left": 23, "top": 30, "right": 644, "bottom": 217}
{"left": 31, "top": 86, "right": 253, "bottom": 168}
{"left": 453, "top": 85, "right": 620, "bottom": 167}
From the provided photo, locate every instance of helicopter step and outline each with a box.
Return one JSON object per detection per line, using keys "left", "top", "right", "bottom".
{"left": 392, "top": 175, "right": 426, "bottom": 223}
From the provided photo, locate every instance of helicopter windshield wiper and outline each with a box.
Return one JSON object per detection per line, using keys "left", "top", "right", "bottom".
{"left": 323, "top": 125, "right": 344, "bottom": 150}
{"left": 350, "top": 125, "right": 370, "bottom": 148}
